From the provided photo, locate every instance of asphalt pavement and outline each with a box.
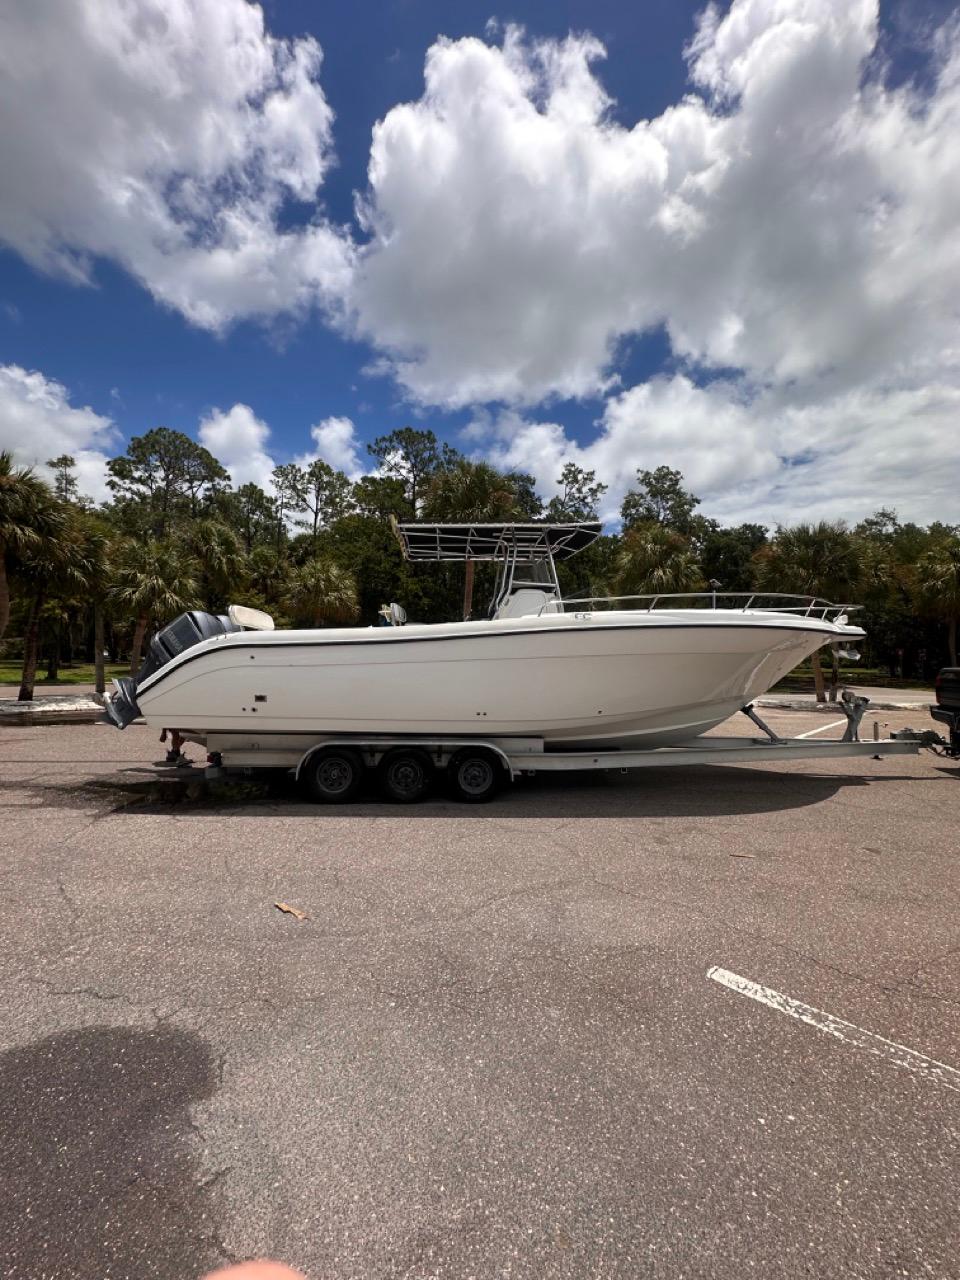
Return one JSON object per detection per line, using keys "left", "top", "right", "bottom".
{"left": 1, "top": 707, "right": 958, "bottom": 1278}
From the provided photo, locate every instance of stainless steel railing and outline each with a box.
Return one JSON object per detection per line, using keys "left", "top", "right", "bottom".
{"left": 544, "top": 592, "right": 860, "bottom": 621}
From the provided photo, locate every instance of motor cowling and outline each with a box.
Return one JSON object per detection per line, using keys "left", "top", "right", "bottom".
{"left": 135, "top": 610, "right": 240, "bottom": 685}
{"left": 104, "top": 611, "right": 240, "bottom": 729}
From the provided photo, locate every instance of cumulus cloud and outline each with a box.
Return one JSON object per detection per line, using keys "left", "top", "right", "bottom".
{"left": 708, "top": 381, "right": 960, "bottom": 528}
{"left": 3, "top": 1, "right": 958, "bottom": 528}
{"left": 482, "top": 374, "right": 960, "bottom": 527}
{"left": 0, "top": 0, "right": 354, "bottom": 330}
{"left": 353, "top": 2, "right": 960, "bottom": 407}
{"left": 296, "top": 416, "right": 366, "bottom": 480}
{"left": 479, "top": 380, "right": 758, "bottom": 509}
{"left": 350, "top": 0, "right": 960, "bottom": 524}
{"left": 197, "top": 403, "right": 276, "bottom": 489}
{"left": 0, "top": 364, "right": 117, "bottom": 502}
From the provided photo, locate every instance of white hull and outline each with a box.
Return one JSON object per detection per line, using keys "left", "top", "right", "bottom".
{"left": 132, "top": 610, "right": 863, "bottom": 748}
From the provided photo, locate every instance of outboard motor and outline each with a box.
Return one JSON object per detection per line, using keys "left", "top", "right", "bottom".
{"left": 104, "top": 611, "right": 240, "bottom": 729}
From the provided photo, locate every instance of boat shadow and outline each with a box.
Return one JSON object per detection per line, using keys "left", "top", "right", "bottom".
{"left": 408, "top": 765, "right": 934, "bottom": 819}
{"left": 8, "top": 762, "right": 934, "bottom": 821}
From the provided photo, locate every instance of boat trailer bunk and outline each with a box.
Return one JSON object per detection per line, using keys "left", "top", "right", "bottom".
{"left": 182, "top": 694, "right": 922, "bottom": 804}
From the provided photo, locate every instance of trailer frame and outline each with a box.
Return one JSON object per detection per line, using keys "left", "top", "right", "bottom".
{"left": 185, "top": 701, "right": 922, "bottom": 804}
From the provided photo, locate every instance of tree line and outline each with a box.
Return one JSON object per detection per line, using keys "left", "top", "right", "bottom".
{"left": 1, "top": 427, "right": 958, "bottom": 703}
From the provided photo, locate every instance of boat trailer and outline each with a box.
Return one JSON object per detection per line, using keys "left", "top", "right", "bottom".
{"left": 176, "top": 693, "right": 924, "bottom": 804}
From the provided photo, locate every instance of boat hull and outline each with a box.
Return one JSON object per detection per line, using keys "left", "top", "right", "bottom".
{"left": 131, "top": 613, "right": 862, "bottom": 748}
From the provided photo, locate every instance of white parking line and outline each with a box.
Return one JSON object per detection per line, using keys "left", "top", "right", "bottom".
{"left": 707, "top": 966, "right": 960, "bottom": 1093}
{"left": 796, "top": 719, "right": 847, "bottom": 738}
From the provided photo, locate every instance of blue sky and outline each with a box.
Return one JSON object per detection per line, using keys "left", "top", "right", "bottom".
{"left": 0, "top": 1, "right": 695, "bottom": 453}
{"left": 0, "top": 0, "right": 958, "bottom": 525}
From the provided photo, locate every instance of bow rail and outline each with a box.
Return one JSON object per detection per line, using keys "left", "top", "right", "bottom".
{"left": 549, "top": 592, "right": 860, "bottom": 621}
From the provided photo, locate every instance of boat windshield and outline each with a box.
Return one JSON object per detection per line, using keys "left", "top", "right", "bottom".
{"left": 489, "top": 555, "right": 560, "bottom": 618}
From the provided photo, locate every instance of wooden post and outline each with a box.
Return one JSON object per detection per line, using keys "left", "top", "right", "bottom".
{"left": 827, "top": 646, "right": 840, "bottom": 702}
{"left": 812, "top": 650, "right": 827, "bottom": 702}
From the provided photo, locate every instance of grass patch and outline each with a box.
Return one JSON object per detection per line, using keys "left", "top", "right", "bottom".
{"left": 0, "top": 663, "right": 129, "bottom": 687}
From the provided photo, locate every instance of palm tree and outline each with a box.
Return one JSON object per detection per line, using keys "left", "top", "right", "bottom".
{"left": 16, "top": 512, "right": 98, "bottom": 700}
{"left": 423, "top": 460, "right": 530, "bottom": 619}
{"left": 0, "top": 451, "right": 66, "bottom": 639}
{"left": 77, "top": 520, "right": 113, "bottom": 695}
{"left": 246, "top": 544, "right": 288, "bottom": 612}
{"left": 915, "top": 537, "right": 960, "bottom": 666}
{"left": 283, "top": 558, "right": 358, "bottom": 627}
{"left": 180, "top": 518, "right": 247, "bottom": 609}
{"left": 753, "top": 522, "right": 864, "bottom": 700}
{"left": 615, "top": 523, "right": 705, "bottom": 596}
{"left": 108, "top": 540, "right": 200, "bottom": 674}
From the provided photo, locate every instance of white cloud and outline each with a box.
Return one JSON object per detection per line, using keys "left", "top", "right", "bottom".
{"left": 197, "top": 403, "right": 276, "bottom": 489}
{"left": 349, "top": 1, "right": 960, "bottom": 524}
{"left": 482, "top": 374, "right": 960, "bottom": 528}
{"left": 296, "top": 416, "right": 366, "bottom": 480}
{"left": 0, "top": 364, "right": 117, "bottom": 502}
{"left": 712, "top": 380, "right": 960, "bottom": 528}
{"left": 3, "top": 1, "right": 959, "bottom": 528}
{"left": 0, "top": 0, "right": 354, "bottom": 330}
{"left": 353, "top": 3, "right": 960, "bottom": 408}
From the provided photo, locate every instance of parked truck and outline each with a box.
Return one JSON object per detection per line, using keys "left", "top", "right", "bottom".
{"left": 931, "top": 668, "right": 960, "bottom": 757}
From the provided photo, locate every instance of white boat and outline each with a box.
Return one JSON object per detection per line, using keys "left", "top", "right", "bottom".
{"left": 105, "top": 522, "right": 865, "bottom": 748}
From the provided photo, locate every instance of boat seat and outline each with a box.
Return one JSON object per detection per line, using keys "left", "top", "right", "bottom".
{"left": 378, "top": 602, "right": 408, "bottom": 626}
{"left": 495, "top": 590, "right": 559, "bottom": 619}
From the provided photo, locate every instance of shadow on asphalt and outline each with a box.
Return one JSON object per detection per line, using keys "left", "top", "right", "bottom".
{"left": 0, "top": 1025, "right": 228, "bottom": 1279}
{"left": 2, "top": 764, "right": 940, "bottom": 820}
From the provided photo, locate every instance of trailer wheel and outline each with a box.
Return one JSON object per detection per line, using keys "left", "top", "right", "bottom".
{"left": 447, "top": 748, "right": 504, "bottom": 803}
{"left": 302, "top": 747, "right": 364, "bottom": 803}
{"left": 378, "top": 748, "right": 433, "bottom": 804}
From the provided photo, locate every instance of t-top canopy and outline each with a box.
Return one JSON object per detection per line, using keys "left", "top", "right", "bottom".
{"left": 393, "top": 520, "right": 602, "bottom": 562}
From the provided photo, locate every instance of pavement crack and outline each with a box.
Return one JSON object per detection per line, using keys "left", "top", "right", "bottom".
{"left": 122, "top": 1168, "right": 241, "bottom": 1268}
{"left": 893, "top": 982, "right": 960, "bottom": 1009}
{"left": 151, "top": 1003, "right": 187, "bottom": 1025}
{"left": 29, "top": 976, "right": 124, "bottom": 1002}
{"left": 551, "top": 948, "right": 647, "bottom": 1013}
{"left": 374, "top": 978, "right": 502, "bottom": 1010}
{"left": 208, "top": 1230, "right": 240, "bottom": 1267}
{"left": 437, "top": 876, "right": 586, "bottom": 927}
{"left": 587, "top": 875, "right": 903, "bottom": 996}
{"left": 893, "top": 939, "right": 960, "bottom": 990}
{"left": 56, "top": 875, "right": 82, "bottom": 924}
{"left": 197, "top": 1164, "right": 234, "bottom": 1192}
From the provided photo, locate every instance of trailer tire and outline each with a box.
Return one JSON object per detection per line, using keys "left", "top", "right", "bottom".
{"left": 377, "top": 748, "right": 434, "bottom": 804}
{"left": 302, "top": 747, "right": 365, "bottom": 803}
{"left": 447, "top": 748, "right": 504, "bottom": 803}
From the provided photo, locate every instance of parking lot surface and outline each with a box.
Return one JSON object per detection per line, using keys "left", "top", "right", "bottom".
{"left": 1, "top": 707, "right": 958, "bottom": 1278}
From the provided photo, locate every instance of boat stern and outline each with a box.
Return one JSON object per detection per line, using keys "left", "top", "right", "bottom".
{"left": 101, "top": 609, "right": 244, "bottom": 729}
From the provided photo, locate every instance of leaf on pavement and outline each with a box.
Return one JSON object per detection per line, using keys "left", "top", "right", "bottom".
{"left": 274, "top": 901, "right": 309, "bottom": 921}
